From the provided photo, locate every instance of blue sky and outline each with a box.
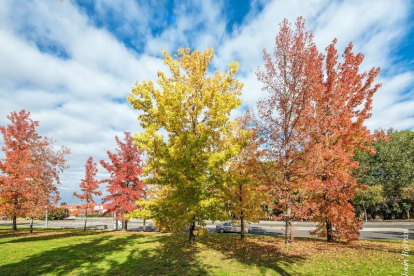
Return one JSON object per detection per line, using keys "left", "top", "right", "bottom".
{"left": 0, "top": 0, "right": 413, "bottom": 203}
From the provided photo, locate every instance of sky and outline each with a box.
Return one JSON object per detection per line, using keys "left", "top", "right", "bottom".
{"left": 0, "top": 0, "right": 413, "bottom": 204}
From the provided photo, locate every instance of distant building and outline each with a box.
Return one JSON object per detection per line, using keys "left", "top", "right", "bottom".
{"left": 58, "top": 204, "right": 110, "bottom": 217}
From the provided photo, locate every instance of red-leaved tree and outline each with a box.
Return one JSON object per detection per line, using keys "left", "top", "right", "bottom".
{"left": 256, "top": 17, "right": 380, "bottom": 243}
{"left": 256, "top": 17, "right": 319, "bottom": 244}
{"left": 74, "top": 157, "right": 101, "bottom": 231}
{"left": 100, "top": 132, "right": 145, "bottom": 230}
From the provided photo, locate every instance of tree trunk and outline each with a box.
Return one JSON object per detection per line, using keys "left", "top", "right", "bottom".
{"left": 363, "top": 203, "right": 367, "bottom": 223}
{"left": 326, "top": 220, "right": 333, "bottom": 242}
{"left": 12, "top": 198, "right": 18, "bottom": 231}
{"left": 143, "top": 218, "right": 146, "bottom": 231}
{"left": 30, "top": 217, "right": 34, "bottom": 233}
{"left": 113, "top": 212, "right": 117, "bottom": 230}
{"left": 12, "top": 215, "right": 17, "bottom": 231}
{"left": 240, "top": 212, "right": 245, "bottom": 239}
{"left": 124, "top": 220, "right": 128, "bottom": 231}
{"left": 285, "top": 204, "right": 292, "bottom": 244}
{"left": 189, "top": 217, "right": 196, "bottom": 243}
{"left": 83, "top": 211, "right": 87, "bottom": 231}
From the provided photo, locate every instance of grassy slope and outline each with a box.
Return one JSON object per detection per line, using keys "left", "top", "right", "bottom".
{"left": 0, "top": 227, "right": 412, "bottom": 276}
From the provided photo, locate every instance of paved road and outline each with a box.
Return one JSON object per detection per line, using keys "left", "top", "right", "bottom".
{"left": 2, "top": 218, "right": 413, "bottom": 240}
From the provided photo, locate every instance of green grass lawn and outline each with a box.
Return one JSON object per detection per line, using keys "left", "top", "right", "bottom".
{"left": 0, "top": 227, "right": 412, "bottom": 276}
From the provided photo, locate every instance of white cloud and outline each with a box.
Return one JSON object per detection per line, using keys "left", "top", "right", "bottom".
{"left": 0, "top": 0, "right": 158, "bottom": 203}
{"left": 367, "top": 72, "right": 414, "bottom": 130}
{"left": 144, "top": 0, "right": 228, "bottom": 55}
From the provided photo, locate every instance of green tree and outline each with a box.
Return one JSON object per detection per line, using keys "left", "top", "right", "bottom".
{"left": 356, "top": 129, "right": 414, "bottom": 198}
{"left": 401, "top": 185, "right": 414, "bottom": 219}
{"left": 128, "top": 48, "right": 244, "bottom": 242}
{"left": 353, "top": 186, "right": 384, "bottom": 222}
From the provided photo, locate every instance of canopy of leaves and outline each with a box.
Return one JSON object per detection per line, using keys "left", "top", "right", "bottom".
{"left": 0, "top": 110, "right": 69, "bottom": 220}
{"left": 354, "top": 186, "right": 384, "bottom": 208}
{"left": 100, "top": 132, "right": 146, "bottom": 220}
{"left": 256, "top": 17, "right": 380, "bottom": 242}
{"left": 224, "top": 112, "right": 267, "bottom": 227}
{"left": 73, "top": 157, "right": 101, "bottom": 214}
{"left": 128, "top": 48, "right": 244, "bottom": 232}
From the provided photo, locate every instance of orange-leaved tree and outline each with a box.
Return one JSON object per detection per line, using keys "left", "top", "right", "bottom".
{"left": 26, "top": 136, "right": 70, "bottom": 233}
{"left": 74, "top": 157, "right": 101, "bottom": 231}
{"left": 0, "top": 110, "right": 69, "bottom": 231}
{"left": 305, "top": 38, "right": 380, "bottom": 242}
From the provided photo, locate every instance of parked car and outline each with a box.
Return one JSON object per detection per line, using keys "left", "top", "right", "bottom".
{"left": 216, "top": 221, "right": 251, "bottom": 234}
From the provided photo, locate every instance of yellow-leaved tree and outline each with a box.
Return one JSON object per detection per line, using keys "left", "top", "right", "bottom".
{"left": 126, "top": 185, "right": 170, "bottom": 232}
{"left": 224, "top": 111, "right": 267, "bottom": 239}
{"left": 125, "top": 199, "right": 152, "bottom": 231}
{"left": 128, "top": 48, "right": 244, "bottom": 242}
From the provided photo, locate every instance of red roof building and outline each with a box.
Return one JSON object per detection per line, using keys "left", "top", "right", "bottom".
{"left": 59, "top": 204, "right": 111, "bottom": 217}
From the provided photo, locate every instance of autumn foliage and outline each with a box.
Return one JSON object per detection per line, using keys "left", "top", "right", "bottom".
{"left": 100, "top": 132, "right": 146, "bottom": 230}
{"left": 0, "top": 110, "right": 69, "bottom": 232}
{"left": 256, "top": 17, "right": 380, "bottom": 242}
{"left": 224, "top": 111, "right": 267, "bottom": 239}
{"left": 128, "top": 48, "right": 244, "bottom": 242}
{"left": 74, "top": 157, "right": 102, "bottom": 231}
{"left": 304, "top": 37, "right": 380, "bottom": 242}
{"left": 0, "top": 16, "right": 385, "bottom": 245}
{"left": 256, "top": 17, "right": 320, "bottom": 243}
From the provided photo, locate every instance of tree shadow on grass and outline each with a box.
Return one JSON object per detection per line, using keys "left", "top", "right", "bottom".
{"left": 0, "top": 232, "right": 210, "bottom": 276}
{"left": 197, "top": 234, "right": 305, "bottom": 276}
{"left": 0, "top": 234, "right": 124, "bottom": 276}
{"left": 3, "top": 230, "right": 404, "bottom": 276}
{"left": 0, "top": 229, "right": 106, "bottom": 244}
{"left": 104, "top": 234, "right": 212, "bottom": 276}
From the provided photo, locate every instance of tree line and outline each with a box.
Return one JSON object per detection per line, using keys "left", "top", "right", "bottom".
{"left": 0, "top": 122, "right": 145, "bottom": 232}
{"left": 353, "top": 129, "right": 414, "bottom": 221}
{"left": 1, "top": 17, "right": 412, "bottom": 244}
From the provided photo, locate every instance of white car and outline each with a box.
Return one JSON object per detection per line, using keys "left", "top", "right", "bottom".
{"left": 216, "top": 221, "right": 251, "bottom": 233}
